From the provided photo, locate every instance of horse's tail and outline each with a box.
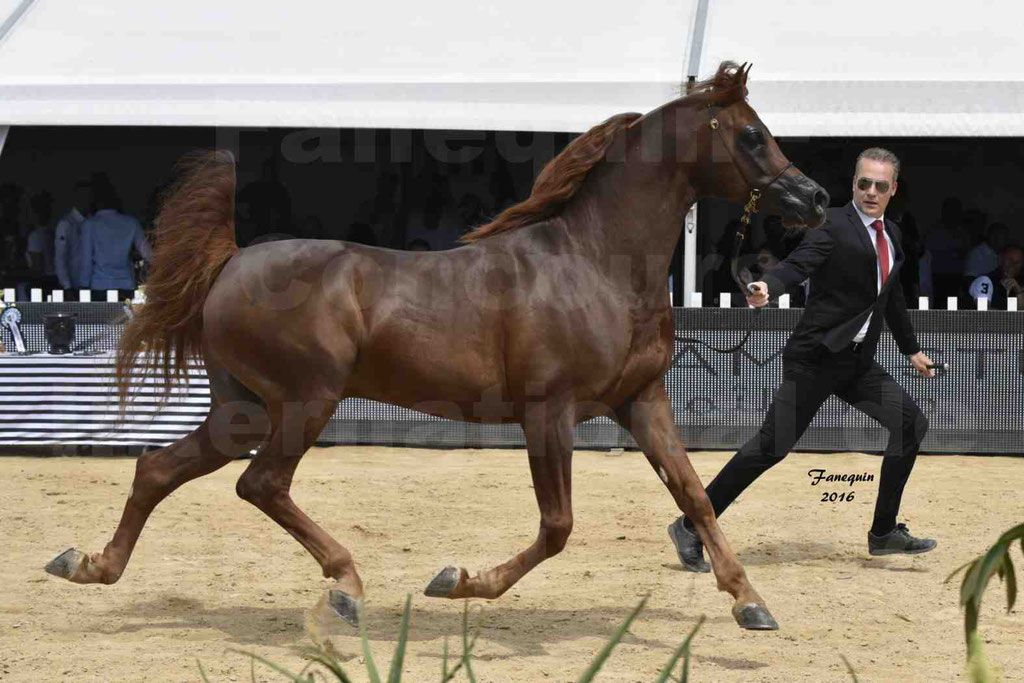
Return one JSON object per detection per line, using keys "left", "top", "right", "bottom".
{"left": 115, "top": 150, "right": 239, "bottom": 409}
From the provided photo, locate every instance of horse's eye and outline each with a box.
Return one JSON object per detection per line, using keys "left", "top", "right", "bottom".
{"left": 741, "top": 126, "right": 765, "bottom": 148}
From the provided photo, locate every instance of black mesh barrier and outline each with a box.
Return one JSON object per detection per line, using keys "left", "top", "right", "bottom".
{"left": 0, "top": 303, "right": 127, "bottom": 354}
{"left": 666, "top": 308, "right": 1023, "bottom": 454}
{"left": 1, "top": 303, "right": 1020, "bottom": 453}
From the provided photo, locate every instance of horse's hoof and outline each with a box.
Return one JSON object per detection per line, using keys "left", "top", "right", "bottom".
{"left": 326, "top": 589, "right": 360, "bottom": 627}
{"left": 733, "top": 603, "right": 779, "bottom": 631}
{"left": 424, "top": 566, "right": 461, "bottom": 598}
{"left": 45, "top": 548, "right": 85, "bottom": 580}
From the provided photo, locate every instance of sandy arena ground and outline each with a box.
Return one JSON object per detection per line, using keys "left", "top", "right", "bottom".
{"left": 1, "top": 447, "right": 1022, "bottom": 682}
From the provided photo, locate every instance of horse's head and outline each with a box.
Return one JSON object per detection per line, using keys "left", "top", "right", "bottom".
{"left": 692, "top": 62, "right": 828, "bottom": 230}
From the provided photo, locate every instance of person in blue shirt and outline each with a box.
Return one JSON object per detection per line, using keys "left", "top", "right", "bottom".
{"left": 78, "top": 176, "right": 152, "bottom": 291}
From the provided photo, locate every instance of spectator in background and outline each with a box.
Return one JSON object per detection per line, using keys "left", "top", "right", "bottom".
{"left": 0, "top": 183, "right": 23, "bottom": 272}
{"left": 964, "top": 222, "right": 1009, "bottom": 279}
{"left": 489, "top": 159, "right": 518, "bottom": 214}
{"left": 78, "top": 175, "right": 152, "bottom": 291}
{"left": 925, "top": 197, "right": 968, "bottom": 303}
{"left": 369, "top": 172, "right": 405, "bottom": 247}
{"left": 885, "top": 178, "right": 924, "bottom": 306}
{"left": 708, "top": 219, "right": 742, "bottom": 301}
{"left": 968, "top": 245, "right": 1023, "bottom": 310}
{"left": 345, "top": 221, "right": 378, "bottom": 247}
{"left": 54, "top": 179, "right": 92, "bottom": 290}
{"left": 352, "top": 171, "right": 406, "bottom": 248}
{"left": 405, "top": 190, "right": 462, "bottom": 251}
{"left": 25, "top": 191, "right": 57, "bottom": 286}
{"left": 455, "top": 193, "right": 487, "bottom": 238}
{"left": 297, "top": 215, "right": 324, "bottom": 240}
{"left": 236, "top": 157, "right": 292, "bottom": 246}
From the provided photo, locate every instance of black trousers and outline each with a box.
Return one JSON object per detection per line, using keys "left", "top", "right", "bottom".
{"left": 692, "top": 345, "right": 928, "bottom": 536}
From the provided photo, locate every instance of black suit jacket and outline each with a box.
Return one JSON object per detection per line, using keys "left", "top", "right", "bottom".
{"left": 762, "top": 203, "right": 921, "bottom": 360}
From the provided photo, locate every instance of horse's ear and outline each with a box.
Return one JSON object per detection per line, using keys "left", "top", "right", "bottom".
{"left": 740, "top": 62, "right": 753, "bottom": 85}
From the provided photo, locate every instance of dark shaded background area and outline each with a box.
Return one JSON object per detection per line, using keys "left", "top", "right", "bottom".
{"left": 1, "top": 126, "right": 1021, "bottom": 307}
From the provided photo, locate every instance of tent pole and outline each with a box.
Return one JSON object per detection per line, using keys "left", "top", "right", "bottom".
{"left": 682, "top": 0, "right": 709, "bottom": 308}
{"left": 0, "top": 0, "right": 38, "bottom": 46}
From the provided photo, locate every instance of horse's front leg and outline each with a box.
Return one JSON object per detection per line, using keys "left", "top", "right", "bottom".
{"left": 615, "top": 380, "right": 779, "bottom": 630}
{"left": 424, "top": 402, "right": 574, "bottom": 600}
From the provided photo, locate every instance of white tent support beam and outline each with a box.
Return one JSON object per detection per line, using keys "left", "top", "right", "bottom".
{"left": 0, "top": 0, "right": 35, "bottom": 46}
{"left": 682, "top": 0, "right": 709, "bottom": 308}
{"left": 686, "top": 0, "right": 710, "bottom": 79}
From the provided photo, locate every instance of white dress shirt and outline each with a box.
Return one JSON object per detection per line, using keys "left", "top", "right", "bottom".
{"left": 54, "top": 207, "right": 86, "bottom": 289}
{"left": 852, "top": 202, "right": 895, "bottom": 342}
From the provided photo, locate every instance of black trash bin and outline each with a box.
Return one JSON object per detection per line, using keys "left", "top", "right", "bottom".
{"left": 43, "top": 312, "right": 76, "bottom": 354}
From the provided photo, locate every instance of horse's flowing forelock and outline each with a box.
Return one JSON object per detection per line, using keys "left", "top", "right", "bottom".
{"left": 459, "top": 112, "right": 642, "bottom": 243}
{"left": 460, "top": 61, "right": 747, "bottom": 243}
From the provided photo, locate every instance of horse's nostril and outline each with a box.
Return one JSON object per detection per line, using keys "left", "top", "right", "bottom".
{"left": 813, "top": 188, "right": 830, "bottom": 209}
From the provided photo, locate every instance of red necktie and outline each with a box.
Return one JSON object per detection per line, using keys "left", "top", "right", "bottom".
{"left": 871, "top": 219, "right": 889, "bottom": 286}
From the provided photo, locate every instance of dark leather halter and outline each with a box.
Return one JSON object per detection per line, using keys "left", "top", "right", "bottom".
{"left": 672, "top": 103, "right": 793, "bottom": 355}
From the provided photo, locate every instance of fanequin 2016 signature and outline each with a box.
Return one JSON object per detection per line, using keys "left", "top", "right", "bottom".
{"left": 808, "top": 468, "right": 875, "bottom": 503}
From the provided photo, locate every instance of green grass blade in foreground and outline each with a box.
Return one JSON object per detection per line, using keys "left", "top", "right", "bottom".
{"left": 358, "top": 601, "right": 383, "bottom": 683}
{"left": 839, "top": 654, "right": 860, "bottom": 683}
{"left": 462, "top": 602, "right": 478, "bottom": 683}
{"left": 1002, "top": 551, "right": 1017, "bottom": 613}
{"left": 575, "top": 595, "right": 649, "bottom": 683}
{"left": 441, "top": 636, "right": 451, "bottom": 681}
{"left": 197, "top": 659, "right": 212, "bottom": 683}
{"left": 300, "top": 647, "right": 354, "bottom": 683}
{"left": 441, "top": 607, "right": 483, "bottom": 683}
{"left": 967, "top": 632, "right": 997, "bottom": 683}
{"left": 227, "top": 650, "right": 314, "bottom": 682}
{"left": 387, "top": 595, "right": 413, "bottom": 683}
{"left": 653, "top": 614, "right": 704, "bottom": 683}
{"left": 946, "top": 558, "right": 977, "bottom": 585}
{"left": 959, "top": 524, "right": 1024, "bottom": 649}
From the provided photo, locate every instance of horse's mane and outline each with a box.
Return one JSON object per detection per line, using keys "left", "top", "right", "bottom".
{"left": 459, "top": 112, "right": 641, "bottom": 243}
{"left": 460, "top": 61, "right": 749, "bottom": 243}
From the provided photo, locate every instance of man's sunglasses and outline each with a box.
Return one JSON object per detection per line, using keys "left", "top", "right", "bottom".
{"left": 856, "top": 177, "right": 891, "bottom": 194}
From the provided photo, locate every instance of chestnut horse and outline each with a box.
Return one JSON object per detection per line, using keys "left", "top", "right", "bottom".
{"left": 46, "top": 62, "right": 827, "bottom": 630}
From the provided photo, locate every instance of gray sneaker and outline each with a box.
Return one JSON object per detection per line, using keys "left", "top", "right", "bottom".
{"left": 868, "top": 523, "right": 937, "bottom": 556}
{"left": 667, "top": 517, "right": 711, "bottom": 572}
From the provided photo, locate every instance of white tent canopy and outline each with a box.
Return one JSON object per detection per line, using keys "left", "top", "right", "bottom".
{"left": 700, "top": 0, "right": 1024, "bottom": 137}
{"left": 1, "top": 1, "right": 1023, "bottom": 134}
{"left": 0, "top": 0, "right": 696, "bottom": 131}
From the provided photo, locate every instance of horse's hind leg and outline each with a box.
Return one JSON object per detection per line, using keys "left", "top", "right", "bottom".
{"left": 233, "top": 398, "right": 364, "bottom": 625}
{"left": 425, "top": 401, "right": 574, "bottom": 600}
{"left": 614, "top": 380, "right": 778, "bottom": 631}
{"left": 45, "top": 376, "right": 267, "bottom": 584}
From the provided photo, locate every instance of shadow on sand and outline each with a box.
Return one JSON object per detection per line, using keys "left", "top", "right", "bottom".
{"left": 83, "top": 592, "right": 767, "bottom": 666}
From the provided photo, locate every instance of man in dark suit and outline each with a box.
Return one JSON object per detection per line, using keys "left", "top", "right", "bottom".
{"left": 669, "top": 148, "right": 938, "bottom": 571}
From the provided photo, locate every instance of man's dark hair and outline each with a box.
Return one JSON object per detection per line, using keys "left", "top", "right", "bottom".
{"left": 90, "top": 173, "right": 121, "bottom": 211}
{"left": 856, "top": 147, "right": 901, "bottom": 181}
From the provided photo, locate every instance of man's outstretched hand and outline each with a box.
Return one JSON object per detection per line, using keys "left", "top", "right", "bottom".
{"left": 746, "top": 281, "right": 769, "bottom": 308}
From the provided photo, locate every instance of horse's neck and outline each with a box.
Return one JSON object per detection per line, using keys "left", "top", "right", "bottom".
{"left": 562, "top": 157, "right": 696, "bottom": 299}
